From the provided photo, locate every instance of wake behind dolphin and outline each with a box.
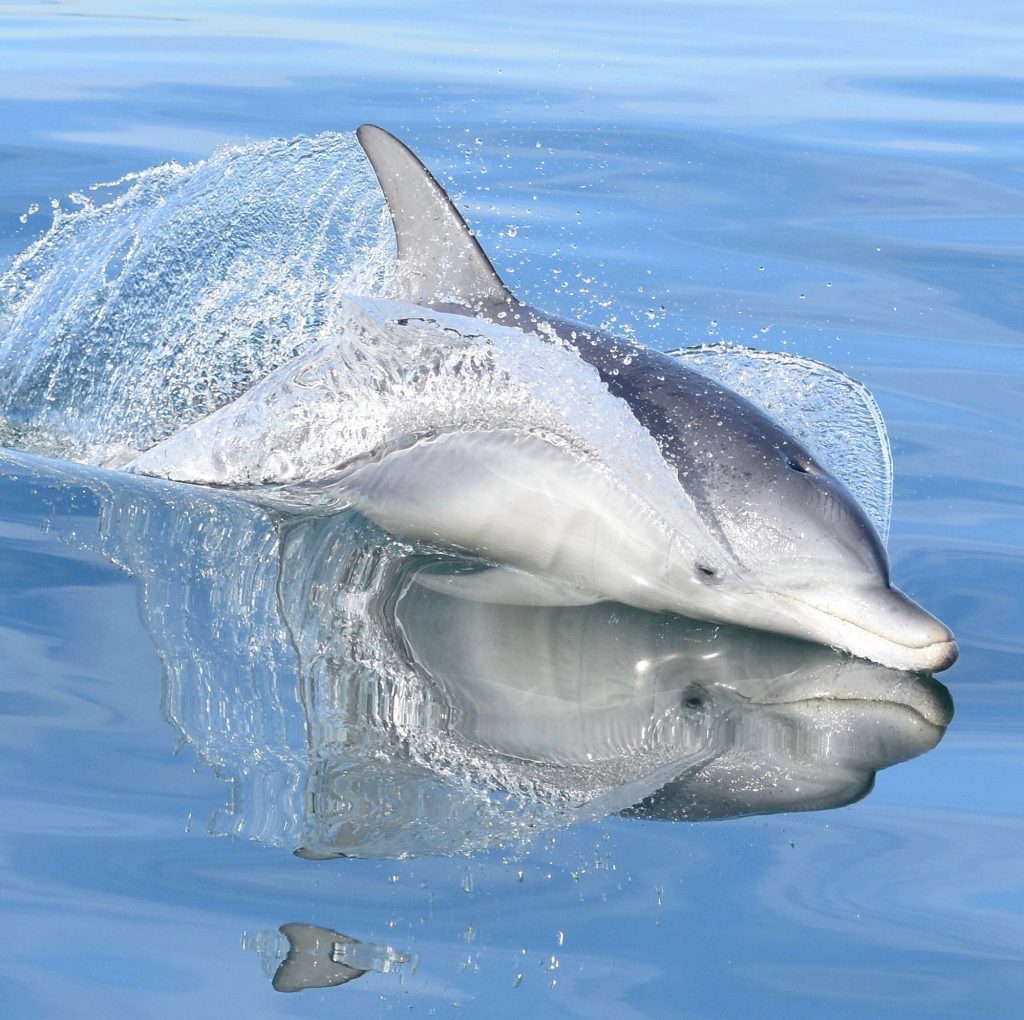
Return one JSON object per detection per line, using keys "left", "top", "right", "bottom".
{"left": 0, "top": 126, "right": 957, "bottom": 671}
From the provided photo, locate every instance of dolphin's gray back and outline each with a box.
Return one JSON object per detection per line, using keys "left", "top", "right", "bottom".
{"left": 356, "top": 126, "right": 807, "bottom": 479}
{"left": 509, "top": 300, "right": 812, "bottom": 471}
{"left": 356, "top": 124, "right": 888, "bottom": 577}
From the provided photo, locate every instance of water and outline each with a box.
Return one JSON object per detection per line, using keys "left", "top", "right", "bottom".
{"left": 1, "top": 2, "right": 1022, "bottom": 1017}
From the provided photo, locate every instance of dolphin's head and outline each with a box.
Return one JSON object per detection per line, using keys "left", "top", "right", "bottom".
{"left": 646, "top": 365, "right": 958, "bottom": 673}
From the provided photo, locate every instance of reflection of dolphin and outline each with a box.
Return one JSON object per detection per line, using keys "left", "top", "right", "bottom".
{"left": 57, "top": 466, "right": 950, "bottom": 859}
{"left": 132, "top": 127, "right": 955, "bottom": 673}
{"left": 265, "top": 923, "right": 410, "bottom": 993}
{"left": 393, "top": 570, "right": 952, "bottom": 820}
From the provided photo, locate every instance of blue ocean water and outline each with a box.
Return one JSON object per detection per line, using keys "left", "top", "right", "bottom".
{"left": 1, "top": 2, "right": 1022, "bottom": 1017}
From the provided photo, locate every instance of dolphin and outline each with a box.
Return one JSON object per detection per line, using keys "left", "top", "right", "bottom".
{"left": 130, "top": 126, "right": 957, "bottom": 673}
{"left": 347, "top": 125, "right": 957, "bottom": 673}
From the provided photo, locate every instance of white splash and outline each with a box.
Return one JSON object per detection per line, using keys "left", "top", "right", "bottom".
{"left": 0, "top": 132, "right": 394, "bottom": 462}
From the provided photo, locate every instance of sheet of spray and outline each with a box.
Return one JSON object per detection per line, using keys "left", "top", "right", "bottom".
{"left": 0, "top": 133, "right": 394, "bottom": 461}
{"left": 0, "top": 132, "right": 891, "bottom": 542}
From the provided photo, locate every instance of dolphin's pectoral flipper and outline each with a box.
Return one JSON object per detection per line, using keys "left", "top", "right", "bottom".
{"left": 356, "top": 124, "right": 512, "bottom": 310}
{"left": 414, "top": 565, "right": 604, "bottom": 607}
{"left": 671, "top": 343, "right": 894, "bottom": 543}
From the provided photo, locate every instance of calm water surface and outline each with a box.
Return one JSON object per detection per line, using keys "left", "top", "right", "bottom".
{"left": 1, "top": 1, "right": 1022, "bottom": 1017}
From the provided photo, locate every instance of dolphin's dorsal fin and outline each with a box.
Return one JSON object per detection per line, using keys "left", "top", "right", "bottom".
{"left": 356, "top": 124, "right": 512, "bottom": 310}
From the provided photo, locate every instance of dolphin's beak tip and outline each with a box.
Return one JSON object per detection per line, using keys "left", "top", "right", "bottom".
{"left": 881, "top": 588, "right": 958, "bottom": 674}
{"left": 927, "top": 637, "right": 959, "bottom": 674}
{"left": 900, "top": 632, "right": 957, "bottom": 675}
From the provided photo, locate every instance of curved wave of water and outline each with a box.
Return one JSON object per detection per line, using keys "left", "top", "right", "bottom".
{"left": 674, "top": 343, "right": 893, "bottom": 541}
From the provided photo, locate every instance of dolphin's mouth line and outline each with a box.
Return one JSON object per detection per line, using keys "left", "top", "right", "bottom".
{"left": 778, "top": 590, "right": 948, "bottom": 652}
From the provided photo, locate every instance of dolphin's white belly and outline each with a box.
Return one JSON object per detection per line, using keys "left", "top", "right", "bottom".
{"left": 342, "top": 429, "right": 690, "bottom": 611}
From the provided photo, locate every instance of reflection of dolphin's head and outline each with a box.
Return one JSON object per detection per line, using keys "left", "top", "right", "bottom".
{"left": 653, "top": 372, "right": 958, "bottom": 675}
{"left": 74, "top": 474, "right": 951, "bottom": 859}
{"left": 625, "top": 657, "right": 953, "bottom": 821}
{"left": 393, "top": 572, "right": 952, "bottom": 827}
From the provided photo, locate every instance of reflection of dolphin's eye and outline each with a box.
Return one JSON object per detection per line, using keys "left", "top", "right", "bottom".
{"left": 682, "top": 685, "right": 706, "bottom": 711}
{"left": 696, "top": 564, "right": 716, "bottom": 579}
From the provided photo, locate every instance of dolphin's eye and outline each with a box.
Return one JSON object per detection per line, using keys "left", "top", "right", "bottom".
{"left": 786, "top": 457, "right": 809, "bottom": 473}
